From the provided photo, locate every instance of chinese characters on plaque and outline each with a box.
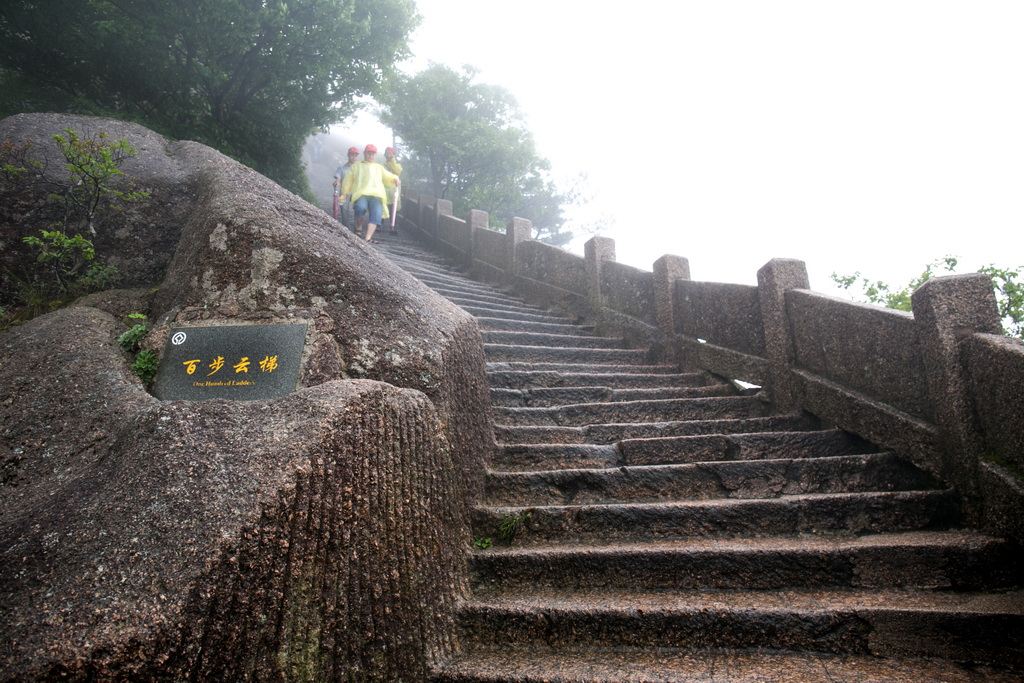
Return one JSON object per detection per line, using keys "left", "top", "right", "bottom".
{"left": 153, "top": 323, "right": 307, "bottom": 401}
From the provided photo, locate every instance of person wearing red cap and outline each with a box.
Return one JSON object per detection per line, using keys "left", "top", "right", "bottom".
{"left": 340, "top": 144, "right": 400, "bottom": 243}
{"left": 383, "top": 146, "right": 403, "bottom": 233}
{"left": 332, "top": 146, "right": 360, "bottom": 229}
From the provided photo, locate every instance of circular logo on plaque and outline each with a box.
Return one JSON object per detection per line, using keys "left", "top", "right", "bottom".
{"left": 171, "top": 331, "right": 187, "bottom": 345}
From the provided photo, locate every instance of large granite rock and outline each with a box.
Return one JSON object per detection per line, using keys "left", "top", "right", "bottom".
{"left": 0, "top": 114, "right": 494, "bottom": 679}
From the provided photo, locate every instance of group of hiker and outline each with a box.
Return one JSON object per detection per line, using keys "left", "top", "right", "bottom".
{"left": 332, "top": 144, "right": 402, "bottom": 244}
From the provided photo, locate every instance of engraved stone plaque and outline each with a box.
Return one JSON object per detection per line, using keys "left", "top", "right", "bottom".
{"left": 153, "top": 323, "right": 307, "bottom": 401}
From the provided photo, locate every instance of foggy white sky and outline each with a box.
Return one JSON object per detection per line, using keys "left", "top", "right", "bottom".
{"left": 344, "top": 1, "right": 1023, "bottom": 292}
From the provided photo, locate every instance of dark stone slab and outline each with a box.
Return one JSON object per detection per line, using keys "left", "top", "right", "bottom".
{"left": 153, "top": 323, "right": 307, "bottom": 401}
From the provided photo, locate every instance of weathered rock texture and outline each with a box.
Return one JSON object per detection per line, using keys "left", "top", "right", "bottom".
{"left": 1, "top": 308, "right": 462, "bottom": 680}
{"left": 0, "top": 113, "right": 193, "bottom": 290}
{"left": 1, "top": 114, "right": 493, "bottom": 679}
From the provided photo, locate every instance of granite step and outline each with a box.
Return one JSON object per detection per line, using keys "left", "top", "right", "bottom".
{"left": 490, "top": 383, "right": 735, "bottom": 407}
{"left": 466, "top": 307, "right": 578, "bottom": 324}
{"left": 484, "top": 343, "right": 652, "bottom": 364}
{"left": 491, "top": 443, "right": 622, "bottom": 471}
{"left": 388, "top": 262, "right": 486, "bottom": 286}
{"left": 483, "top": 453, "right": 940, "bottom": 506}
{"left": 382, "top": 255, "right": 460, "bottom": 274}
{"left": 377, "top": 244, "right": 457, "bottom": 263}
{"left": 471, "top": 489, "right": 961, "bottom": 545}
{"left": 475, "top": 317, "right": 595, "bottom": 335}
{"left": 411, "top": 274, "right": 506, "bottom": 296}
{"left": 483, "top": 331, "right": 628, "bottom": 349}
{"left": 491, "top": 396, "right": 769, "bottom": 427}
{"left": 435, "top": 645, "right": 1024, "bottom": 682}
{"left": 619, "top": 428, "right": 876, "bottom": 466}
{"left": 494, "top": 414, "right": 819, "bottom": 445}
{"left": 448, "top": 296, "right": 552, "bottom": 315}
{"left": 491, "top": 429, "right": 870, "bottom": 470}
{"left": 409, "top": 272, "right": 496, "bottom": 294}
{"left": 486, "top": 361, "right": 682, "bottom": 375}
{"left": 429, "top": 287, "right": 532, "bottom": 308}
{"left": 456, "top": 588, "right": 1024, "bottom": 666}
{"left": 469, "top": 530, "right": 1022, "bottom": 592}
{"left": 487, "top": 369, "right": 707, "bottom": 389}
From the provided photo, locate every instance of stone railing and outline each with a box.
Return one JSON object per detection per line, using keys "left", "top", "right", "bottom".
{"left": 398, "top": 191, "right": 1024, "bottom": 543}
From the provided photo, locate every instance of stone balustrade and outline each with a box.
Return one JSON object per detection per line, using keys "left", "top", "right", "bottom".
{"left": 398, "top": 189, "right": 1024, "bottom": 542}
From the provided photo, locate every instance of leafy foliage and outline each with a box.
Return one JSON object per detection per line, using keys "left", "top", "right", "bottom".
{"left": 472, "top": 537, "right": 493, "bottom": 550}
{"left": 21, "top": 230, "right": 100, "bottom": 294}
{"left": 378, "top": 65, "right": 571, "bottom": 244}
{"left": 2, "top": 128, "right": 149, "bottom": 321}
{"left": 496, "top": 510, "right": 532, "bottom": 544}
{"left": 832, "top": 256, "right": 1023, "bottom": 340}
{"left": 0, "top": 137, "right": 40, "bottom": 180}
{"left": 132, "top": 349, "right": 159, "bottom": 386}
{"left": 51, "top": 129, "right": 149, "bottom": 236}
{"left": 0, "top": 0, "right": 418, "bottom": 196}
{"left": 117, "top": 323, "right": 149, "bottom": 353}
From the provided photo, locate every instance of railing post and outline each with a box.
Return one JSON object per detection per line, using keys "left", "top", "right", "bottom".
{"left": 506, "top": 217, "right": 532, "bottom": 280}
{"left": 433, "top": 198, "right": 453, "bottom": 240}
{"left": 653, "top": 255, "right": 690, "bottom": 337}
{"left": 756, "top": 258, "right": 809, "bottom": 413}
{"left": 584, "top": 236, "right": 616, "bottom": 317}
{"left": 466, "top": 209, "right": 487, "bottom": 269}
{"left": 407, "top": 189, "right": 419, "bottom": 229}
{"left": 911, "top": 273, "right": 1002, "bottom": 519}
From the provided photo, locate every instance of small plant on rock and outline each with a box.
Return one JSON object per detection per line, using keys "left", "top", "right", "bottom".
{"left": 472, "top": 536, "right": 493, "bottom": 550}
{"left": 117, "top": 312, "right": 150, "bottom": 352}
{"left": 132, "top": 349, "right": 159, "bottom": 386}
{"left": 496, "top": 510, "right": 532, "bottom": 545}
{"left": 117, "top": 312, "right": 157, "bottom": 386}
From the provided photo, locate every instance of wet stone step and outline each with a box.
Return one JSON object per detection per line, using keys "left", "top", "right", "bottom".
{"left": 435, "top": 645, "right": 1024, "bottom": 683}
{"left": 471, "top": 489, "right": 961, "bottom": 545}
{"left": 619, "top": 429, "right": 877, "bottom": 466}
{"left": 469, "top": 531, "right": 1022, "bottom": 593}
{"left": 494, "top": 414, "right": 819, "bottom": 445}
{"left": 429, "top": 287, "right": 532, "bottom": 308}
{"left": 385, "top": 257, "right": 463, "bottom": 275}
{"left": 486, "top": 361, "right": 682, "bottom": 375}
{"left": 490, "top": 384, "right": 736, "bottom": 407}
{"left": 484, "top": 344, "right": 652, "bottom": 364}
{"left": 475, "top": 317, "right": 595, "bottom": 335}
{"left": 487, "top": 369, "right": 707, "bottom": 389}
{"left": 412, "top": 274, "right": 505, "bottom": 295}
{"left": 483, "top": 331, "right": 628, "bottom": 349}
{"left": 446, "top": 296, "right": 552, "bottom": 314}
{"left": 483, "top": 453, "right": 940, "bottom": 506}
{"left": 457, "top": 588, "right": 1024, "bottom": 665}
{"left": 490, "top": 443, "right": 622, "bottom": 471}
{"left": 389, "top": 263, "right": 478, "bottom": 283}
{"left": 491, "top": 396, "right": 769, "bottom": 427}
{"left": 490, "top": 429, "right": 870, "bottom": 471}
{"left": 465, "top": 307, "right": 578, "bottom": 324}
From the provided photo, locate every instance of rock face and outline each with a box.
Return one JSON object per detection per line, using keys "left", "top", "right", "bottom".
{"left": 0, "top": 114, "right": 493, "bottom": 679}
{"left": 0, "top": 113, "right": 194, "bottom": 290}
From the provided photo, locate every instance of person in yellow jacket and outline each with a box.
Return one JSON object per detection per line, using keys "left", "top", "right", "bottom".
{"left": 340, "top": 144, "right": 400, "bottom": 243}
{"left": 383, "top": 146, "right": 403, "bottom": 233}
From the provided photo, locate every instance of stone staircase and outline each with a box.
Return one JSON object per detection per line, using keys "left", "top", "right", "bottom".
{"left": 373, "top": 232, "right": 1024, "bottom": 682}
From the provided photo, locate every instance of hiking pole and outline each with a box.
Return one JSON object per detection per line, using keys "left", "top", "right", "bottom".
{"left": 390, "top": 184, "right": 400, "bottom": 230}
{"left": 332, "top": 184, "right": 340, "bottom": 220}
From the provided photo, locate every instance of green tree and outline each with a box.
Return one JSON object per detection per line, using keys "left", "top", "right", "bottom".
{"left": 0, "top": 0, "right": 418, "bottom": 196}
{"left": 2, "top": 128, "right": 145, "bottom": 320}
{"left": 378, "top": 64, "right": 570, "bottom": 243}
{"left": 832, "top": 256, "right": 1024, "bottom": 340}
